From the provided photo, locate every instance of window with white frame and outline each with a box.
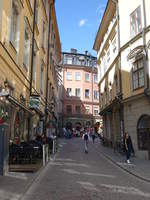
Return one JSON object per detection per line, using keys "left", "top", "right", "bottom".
{"left": 40, "top": 63, "right": 44, "bottom": 93}
{"left": 130, "top": 6, "right": 142, "bottom": 37}
{"left": 106, "top": 48, "right": 110, "bottom": 63}
{"left": 75, "top": 72, "right": 81, "bottom": 80}
{"left": 75, "top": 88, "right": 80, "bottom": 97}
{"left": 112, "top": 36, "right": 117, "bottom": 54}
{"left": 94, "top": 90, "right": 99, "bottom": 99}
{"left": 94, "top": 109, "right": 99, "bottom": 116}
{"left": 132, "top": 58, "right": 144, "bottom": 90}
{"left": 32, "top": 40, "right": 38, "bottom": 87}
{"left": 66, "top": 72, "right": 72, "bottom": 80}
{"left": 42, "top": 21, "right": 46, "bottom": 49}
{"left": 29, "top": 0, "right": 32, "bottom": 7}
{"left": 23, "top": 17, "right": 31, "bottom": 71}
{"left": 85, "top": 73, "right": 90, "bottom": 82}
{"left": 103, "top": 57, "right": 107, "bottom": 73}
{"left": 85, "top": 106, "right": 90, "bottom": 114}
{"left": 94, "top": 74, "right": 98, "bottom": 83}
{"left": 10, "top": 1, "right": 20, "bottom": 50}
{"left": 35, "top": 3, "right": 38, "bottom": 26}
{"left": 66, "top": 88, "right": 72, "bottom": 97}
{"left": 85, "top": 89, "right": 90, "bottom": 98}
{"left": 66, "top": 57, "right": 72, "bottom": 65}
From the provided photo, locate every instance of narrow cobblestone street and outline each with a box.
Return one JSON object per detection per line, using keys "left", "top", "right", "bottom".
{"left": 21, "top": 138, "right": 150, "bottom": 200}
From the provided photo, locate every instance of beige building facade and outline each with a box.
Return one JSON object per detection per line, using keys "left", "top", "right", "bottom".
{"left": 0, "top": 0, "right": 61, "bottom": 174}
{"left": 94, "top": 0, "right": 150, "bottom": 160}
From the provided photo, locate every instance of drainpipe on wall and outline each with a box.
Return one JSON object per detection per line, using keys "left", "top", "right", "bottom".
{"left": 30, "top": 0, "right": 37, "bottom": 96}
{"left": 28, "top": 0, "right": 37, "bottom": 141}
{"left": 44, "top": 1, "right": 53, "bottom": 135}
{"left": 142, "top": 0, "right": 150, "bottom": 101}
{"left": 112, "top": 0, "right": 124, "bottom": 146}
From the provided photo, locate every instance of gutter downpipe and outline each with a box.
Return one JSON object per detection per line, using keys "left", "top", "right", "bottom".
{"left": 28, "top": 0, "right": 37, "bottom": 141}
{"left": 112, "top": 0, "right": 124, "bottom": 148}
{"left": 44, "top": 1, "right": 53, "bottom": 135}
{"left": 142, "top": 0, "right": 149, "bottom": 100}
{"left": 30, "top": 0, "right": 37, "bottom": 96}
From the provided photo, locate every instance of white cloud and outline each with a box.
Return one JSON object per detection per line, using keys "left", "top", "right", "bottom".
{"left": 96, "top": 4, "right": 106, "bottom": 16}
{"left": 78, "top": 19, "right": 87, "bottom": 27}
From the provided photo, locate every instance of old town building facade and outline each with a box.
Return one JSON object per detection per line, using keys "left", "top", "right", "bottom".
{"left": 61, "top": 49, "right": 101, "bottom": 130}
{"left": 0, "top": 0, "right": 61, "bottom": 175}
{"left": 94, "top": 0, "right": 150, "bottom": 160}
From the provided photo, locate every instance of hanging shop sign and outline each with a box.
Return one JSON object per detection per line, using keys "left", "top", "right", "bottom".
{"left": 0, "top": 91, "right": 9, "bottom": 97}
{"left": 29, "top": 95, "right": 41, "bottom": 110}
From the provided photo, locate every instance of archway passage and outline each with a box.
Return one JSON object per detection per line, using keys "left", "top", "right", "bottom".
{"left": 75, "top": 122, "right": 81, "bottom": 131}
{"left": 66, "top": 122, "right": 72, "bottom": 130}
{"left": 137, "top": 115, "right": 150, "bottom": 159}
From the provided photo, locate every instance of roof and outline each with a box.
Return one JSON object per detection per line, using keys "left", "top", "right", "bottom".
{"left": 93, "top": 0, "right": 117, "bottom": 51}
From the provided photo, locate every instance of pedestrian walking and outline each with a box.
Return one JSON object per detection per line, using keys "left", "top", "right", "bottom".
{"left": 82, "top": 129, "right": 90, "bottom": 153}
{"left": 124, "top": 132, "right": 133, "bottom": 164}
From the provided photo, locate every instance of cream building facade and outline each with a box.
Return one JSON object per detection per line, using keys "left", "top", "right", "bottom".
{"left": 0, "top": 0, "right": 61, "bottom": 174}
{"left": 94, "top": 0, "right": 150, "bottom": 160}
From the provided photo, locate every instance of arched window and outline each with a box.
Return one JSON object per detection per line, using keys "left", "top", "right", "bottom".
{"left": 137, "top": 115, "right": 150, "bottom": 150}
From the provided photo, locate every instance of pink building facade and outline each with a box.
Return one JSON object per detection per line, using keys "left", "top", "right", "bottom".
{"left": 62, "top": 49, "right": 100, "bottom": 129}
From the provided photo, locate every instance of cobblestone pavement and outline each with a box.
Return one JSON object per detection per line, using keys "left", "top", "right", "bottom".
{"left": 21, "top": 138, "right": 150, "bottom": 200}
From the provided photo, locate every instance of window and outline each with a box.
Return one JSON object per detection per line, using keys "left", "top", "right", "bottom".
{"left": 85, "top": 73, "right": 90, "bottom": 82}
{"left": 94, "top": 109, "right": 99, "bottom": 116}
{"left": 94, "top": 74, "right": 98, "bottom": 83}
{"left": 85, "top": 106, "right": 90, "bottom": 114}
{"left": 106, "top": 48, "right": 110, "bottom": 63}
{"left": 112, "top": 36, "right": 117, "bottom": 53}
{"left": 85, "top": 89, "right": 90, "bottom": 98}
{"left": 40, "top": 63, "right": 44, "bottom": 93}
{"left": 33, "top": 53, "right": 36, "bottom": 84}
{"left": 94, "top": 91, "right": 98, "bottom": 99}
{"left": 23, "top": 17, "right": 31, "bottom": 71}
{"left": 75, "top": 88, "right": 80, "bottom": 97}
{"left": 75, "top": 72, "right": 81, "bottom": 81}
{"left": 103, "top": 57, "right": 107, "bottom": 73}
{"left": 130, "top": 6, "right": 142, "bottom": 37}
{"left": 32, "top": 40, "right": 38, "bottom": 87}
{"left": 42, "top": 22, "right": 46, "bottom": 49}
{"left": 35, "top": 3, "right": 38, "bottom": 25}
{"left": 66, "top": 88, "right": 72, "bottom": 97}
{"left": 66, "top": 57, "right": 72, "bottom": 64}
{"left": 75, "top": 106, "right": 81, "bottom": 114}
{"left": 66, "top": 72, "right": 72, "bottom": 80}
{"left": 10, "top": 1, "right": 20, "bottom": 50}
{"left": 132, "top": 59, "right": 144, "bottom": 90}
{"left": 66, "top": 105, "right": 72, "bottom": 114}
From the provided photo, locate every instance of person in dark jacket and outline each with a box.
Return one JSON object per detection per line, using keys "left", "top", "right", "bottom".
{"left": 124, "top": 133, "right": 134, "bottom": 163}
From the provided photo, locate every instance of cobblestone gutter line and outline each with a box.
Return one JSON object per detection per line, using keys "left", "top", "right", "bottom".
{"left": 94, "top": 145, "right": 150, "bottom": 183}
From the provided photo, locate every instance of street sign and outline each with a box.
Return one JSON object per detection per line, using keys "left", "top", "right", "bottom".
{"left": 0, "top": 91, "right": 9, "bottom": 97}
{"left": 29, "top": 96, "right": 41, "bottom": 109}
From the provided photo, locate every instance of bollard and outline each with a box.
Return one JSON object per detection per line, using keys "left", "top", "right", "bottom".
{"left": 46, "top": 144, "right": 49, "bottom": 162}
{"left": 43, "top": 145, "right": 45, "bottom": 166}
{"left": 53, "top": 139, "right": 55, "bottom": 154}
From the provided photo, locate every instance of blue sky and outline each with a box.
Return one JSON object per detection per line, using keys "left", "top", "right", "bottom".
{"left": 55, "top": 0, "right": 107, "bottom": 56}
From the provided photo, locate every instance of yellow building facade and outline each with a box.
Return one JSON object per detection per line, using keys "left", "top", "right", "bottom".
{"left": 0, "top": 0, "right": 61, "bottom": 145}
